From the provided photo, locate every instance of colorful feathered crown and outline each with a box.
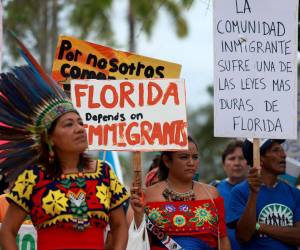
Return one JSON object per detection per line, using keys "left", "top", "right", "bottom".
{"left": 0, "top": 35, "right": 76, "bottom": 181}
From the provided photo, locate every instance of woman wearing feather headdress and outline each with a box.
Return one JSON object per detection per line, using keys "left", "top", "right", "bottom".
{"left": 0, "top": 40, "right": 129, "bottom": 250}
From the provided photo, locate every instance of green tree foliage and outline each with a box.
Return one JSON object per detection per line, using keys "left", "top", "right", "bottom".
{"left": 188, "top": 85, "right": 230, "bottom": 182}
{"left": 67, "top": 0, "right": 115, "bottom": 46}
{"left": 3, "top": 0, "right": 61, "bottom": 71}
{"left": 68, "top": 0, "right": 194, "bottom": 52}
{"left": 127, "top": 0, "right": 194, "bottom": 51}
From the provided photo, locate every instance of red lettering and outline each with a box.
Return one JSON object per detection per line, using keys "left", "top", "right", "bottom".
{"left": 120, "top": 81, "right": 135, "bottom": 108}
{"left": 74, "top": 84, "right": 88, "bottom": 107}
{"left": 125, "top": 122, "right": 140, "bottom": 145}
{"left": 162, "top": 121, "right": 176, "bottom": 144}
{"left": 117, "top": 122, "right": 127, "bottom": 147}
{"left": 151, "top": 122, "right": 164, "bottom": 144}
{"left": 147, "top": 81, "right": 163, "bottom": 105}
{"left": 100, "top": 85, "right": 118, "bottom": 108}
{"left": 140, "top": 121, "right": 153, "bottom": 144}
{"left": 138, "top": 82, "right": 144, "bottom": 106}
{"left": 174, "top": 120, "right": 188, "bottom": 146}
{"left": 88, "top": 85, "right": 100, "bottom": 108}
{"left": 88, "top": 125, "right": 102, "bottom": 145}
{"left": 103, "top": 124, "right": 117, "bottom": 145}
{"left": 162, "top": 82, "right": 179, "bottom": 105}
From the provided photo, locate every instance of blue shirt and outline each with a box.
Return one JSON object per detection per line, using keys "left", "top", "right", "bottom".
{"left": 217, "top": 179, "right": 241, "bottom": 250}
{"left": 229, "top": 180, "right": 300, "bottom": 250}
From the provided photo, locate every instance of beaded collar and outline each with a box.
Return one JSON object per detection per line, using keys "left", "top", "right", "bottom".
{"left": 162, "top": 180, "right": 195, "bottom": 201}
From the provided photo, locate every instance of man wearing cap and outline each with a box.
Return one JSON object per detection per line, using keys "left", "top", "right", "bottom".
{"left": 228, "top": 139, "right": 300, "bottom": 250}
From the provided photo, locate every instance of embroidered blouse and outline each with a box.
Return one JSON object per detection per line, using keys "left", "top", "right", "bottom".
{"left": 7, "top": 160, "right": 129, "bottom": 249}
{"left": 145, "top": 198, "right": 227, "bottom": 249}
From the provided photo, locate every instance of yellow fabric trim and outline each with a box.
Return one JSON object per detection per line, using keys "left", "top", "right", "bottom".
{"left": 110, "top": 192, "right": 129, "bottom": 210}
{"left": 108, "top": 165, "right": 129, "bottom": 210}
{"left": 36, "top": 211, "right": 109, "bottom": 229}
{"left": 6, "top": 193, "right": 30, "bottom": 213}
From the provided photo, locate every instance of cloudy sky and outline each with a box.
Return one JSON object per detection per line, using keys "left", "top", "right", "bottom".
{"left": 113, "top": 0, "right": 214, "bottom": 109}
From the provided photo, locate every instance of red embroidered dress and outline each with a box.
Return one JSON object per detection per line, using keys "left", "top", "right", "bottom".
{"left": 7, "top": 160, "right": 129, "bottom": 250}
{"left": 145, "top": 198, "right": 227, "bottom": 249}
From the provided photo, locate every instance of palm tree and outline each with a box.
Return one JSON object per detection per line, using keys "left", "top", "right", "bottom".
{"left": 127, "top": 0, "right": 194, "bottom": 52}
{"left": 3, "top": 0, "right": 61, "bottom": 71}
{"left": 69, "top": 0, "right": 194, "bottom": 52}
{"left": 67, "top": 0, "right": 115, "bottom": 46}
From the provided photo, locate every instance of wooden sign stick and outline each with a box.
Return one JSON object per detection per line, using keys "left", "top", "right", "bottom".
{"left": 253, "top": 138, "right": 260, "bottom": 173}
{"left": 132, "top": 151, "right": 142, "bottom": 196}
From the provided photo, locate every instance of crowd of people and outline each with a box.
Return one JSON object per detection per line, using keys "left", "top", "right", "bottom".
{"left": 0, "top": 43, "right": 299, "bottom": 250}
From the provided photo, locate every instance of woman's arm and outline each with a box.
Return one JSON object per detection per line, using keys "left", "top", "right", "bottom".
{"left": 109, "top": 206, "right": 128, "bottom": 250}
{"left": 0, "top": 202, "right": 27, "bottom": 250}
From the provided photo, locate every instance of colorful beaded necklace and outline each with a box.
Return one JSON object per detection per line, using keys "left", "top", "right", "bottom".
{"left": 162, "top": 179, "right": 195, "bottom": 201}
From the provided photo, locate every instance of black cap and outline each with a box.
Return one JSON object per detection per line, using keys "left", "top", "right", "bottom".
{"left": 242, "top": 139, "right": 285, "bottom": 166}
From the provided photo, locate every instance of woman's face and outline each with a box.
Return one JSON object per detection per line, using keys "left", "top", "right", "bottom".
{"left": 165, "top": 141, "right": 199, "bottom": 181}
{"left": 223, "top": 147, "right": 248, "bottom": 181}
{"left": 49, "top": 112, "right": 88, "bottom": 154}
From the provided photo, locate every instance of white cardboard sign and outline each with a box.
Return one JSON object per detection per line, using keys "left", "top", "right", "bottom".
{"left": 213, "top": 0, "right": 298, "bottom": 139}
{"left": 71, "top": 79, "right": 187, "bottom": 151}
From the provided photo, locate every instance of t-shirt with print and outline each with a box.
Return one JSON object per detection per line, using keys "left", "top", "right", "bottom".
{"left": 229, "top": 180, "right": 300, "bottom": 250}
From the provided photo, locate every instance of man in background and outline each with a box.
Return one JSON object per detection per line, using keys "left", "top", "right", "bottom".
{"left": 229, "top": 139, "right": 300, "bottom": 250}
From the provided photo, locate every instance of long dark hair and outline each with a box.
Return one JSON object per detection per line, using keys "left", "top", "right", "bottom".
{"left": 38, "top": 114, "right": 91, "bottom": 178}
{"left": 158, "top": 136, "right": 198, "bottom": 180}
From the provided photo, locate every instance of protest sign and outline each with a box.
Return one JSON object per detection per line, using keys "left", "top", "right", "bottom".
{"left": 71, "top": 78, "right": 187, "bottom": 151}
{"left": 281, "top": 77, "right": 300, "bottom": 185}
{"left": 214, "top": 0, "right": 298, "bottom": 139}
{"left": 52, "top": 36, "right": 181, "bottom": 83}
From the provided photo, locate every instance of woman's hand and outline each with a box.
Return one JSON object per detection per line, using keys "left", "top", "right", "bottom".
{"left": 130, "top": 187, "right": 145, "bottom": 228}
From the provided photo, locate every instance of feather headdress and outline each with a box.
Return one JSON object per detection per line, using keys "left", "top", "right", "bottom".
{"left": 0, "top": 36, "right": 76, "bottom": 181}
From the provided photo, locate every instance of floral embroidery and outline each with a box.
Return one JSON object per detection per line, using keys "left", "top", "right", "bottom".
{"left": 42, "top": 190, "right": 68, "bottom": 216}
{"left": 146, "top": 199, "right": 225, "bottom": 241}
{"left": 148, "top": 208, "right": 169, "bottom": 226}
{"left": 165, "top": 204, "right": 176, "bottom": 212}
{"left": 12, "top": 170, "right": 37, "bottom": 200}
{"left": 148, "top": 208, "right": 163, "bottom": 220}
{"left": 179, "top": 204, "right": 189, "bottom": 212}
{"left": 173, "top": 215, "right": 186, "bottom": 227}
{"left": 96, "top": 183, "right": 111, "bottom": 209}
{"left": 190, "top": 204, "right": 218, "bottom": 226}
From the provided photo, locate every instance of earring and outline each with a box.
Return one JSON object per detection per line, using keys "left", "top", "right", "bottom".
{"left": 48, "top": 143, "right": 54, "bottom": 164}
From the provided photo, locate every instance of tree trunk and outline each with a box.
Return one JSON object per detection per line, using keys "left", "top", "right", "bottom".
{"left": 50, "top": 0, "right": 58, "bottom": 67}
{"left": 39, "top": 0, "right": 49, "bottom": 71}
{"left": 128, "top": 0, "right": 136, "bottom": 52}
